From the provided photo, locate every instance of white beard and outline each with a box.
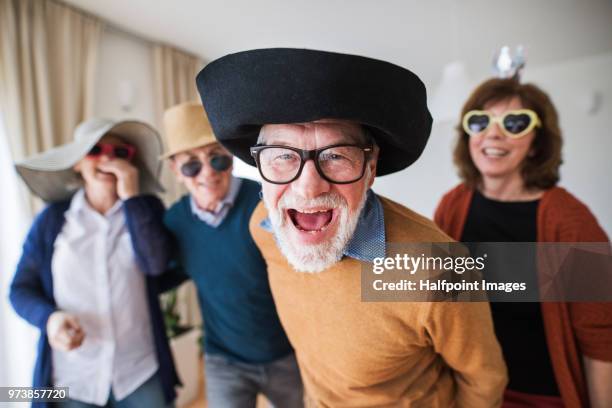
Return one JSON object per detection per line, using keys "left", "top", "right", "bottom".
{"left": 264, "top": 187, "right": 369, "bottom": 273}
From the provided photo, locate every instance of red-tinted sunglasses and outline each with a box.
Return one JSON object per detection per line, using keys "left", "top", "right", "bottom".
{"left": 87, "top": 143, "right": 136, "bottom": 161}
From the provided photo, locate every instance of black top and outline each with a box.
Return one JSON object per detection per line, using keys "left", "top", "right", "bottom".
{"left": 461, "top": 189, "right": 560, "bottom": 396}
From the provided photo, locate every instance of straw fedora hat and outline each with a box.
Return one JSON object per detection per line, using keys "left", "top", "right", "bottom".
{"left": 14, "top": 118, "right": 164, "bottom": 203}
{"left": 161, "top": 101, "right": 218, "bottom": 159}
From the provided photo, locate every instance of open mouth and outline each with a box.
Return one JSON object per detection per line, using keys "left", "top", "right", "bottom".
{"left": 287, "top": 208, "right": 335, "bottom": 232}
{"left": 482, "top": 147, "right": 509, "bottom": 158}
{"left": 197, "top": 180, "right": 221, "bottom": 189}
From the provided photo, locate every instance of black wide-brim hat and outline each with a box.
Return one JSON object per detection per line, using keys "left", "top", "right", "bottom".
{"left": 196, "top": 48, "right": 432, "bottom": 176}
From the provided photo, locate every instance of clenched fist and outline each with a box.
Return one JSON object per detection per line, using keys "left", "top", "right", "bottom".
{"left": 46, "top": 311, "right": 85, "bottom": 352}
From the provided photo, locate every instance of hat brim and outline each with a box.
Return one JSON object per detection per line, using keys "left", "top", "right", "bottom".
{"left": 159, "top": 136, "right": 219, "bottom": 160}
{"left": 15, "top": 120, "right": 164, "bottom": 202}
{"left": 196, "top": 48, "right": 433, "bottom": 176}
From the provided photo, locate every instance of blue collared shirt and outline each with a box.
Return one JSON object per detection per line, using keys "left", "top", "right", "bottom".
{"left": 260, "top": 189, "right": 386, "bottom": 262}
{"left": 190, "top": 176, "right": 242, "bottom": 228}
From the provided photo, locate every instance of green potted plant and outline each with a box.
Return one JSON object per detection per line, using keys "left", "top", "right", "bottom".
{"left": 161, "top": 289, "right": 193, "bottom": 338}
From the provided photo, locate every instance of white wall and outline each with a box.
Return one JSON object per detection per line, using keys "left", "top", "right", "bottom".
{"left": 63, "top": 0, "right": 612, "bottom": 95}
{"left": 373, "top": 52, "right": 612, "bottom": 237}
{"left": 94, "top": 27, "right": 156, "bottom": 124}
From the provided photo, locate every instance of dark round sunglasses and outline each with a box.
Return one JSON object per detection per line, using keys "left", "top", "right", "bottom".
{"left": 180, "top": 155, "right": 233, "bottom": 177}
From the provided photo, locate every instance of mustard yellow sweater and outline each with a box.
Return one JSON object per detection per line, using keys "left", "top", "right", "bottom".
{"left": 250, "top": 195, "right": 507, "bottom": 407}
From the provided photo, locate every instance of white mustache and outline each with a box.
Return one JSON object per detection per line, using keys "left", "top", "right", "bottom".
{"left": 277, "top": 192, "right": 347, "bottom": 211}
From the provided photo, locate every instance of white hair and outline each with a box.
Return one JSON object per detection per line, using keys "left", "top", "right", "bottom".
{"left": 257, "top": 122, "right": 376, "bottom": 147}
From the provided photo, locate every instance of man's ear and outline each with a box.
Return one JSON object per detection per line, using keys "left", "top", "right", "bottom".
{"left": 366, "top": 147, "right": 379, "bottom": 188}
{"left": 168, "top": 157, "right": 184, "bottom": 182}
{"left": 367, "top": 160, "right": 377, "bottom": 188}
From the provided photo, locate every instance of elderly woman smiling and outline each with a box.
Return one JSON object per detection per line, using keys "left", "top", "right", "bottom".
{"left": 10, "top": 119, "right": 179, "bottom": 408}
{"left": 435, "top": 78, "right": 612, "bottom": 408}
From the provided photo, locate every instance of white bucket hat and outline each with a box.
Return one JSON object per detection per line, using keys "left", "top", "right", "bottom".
{"left": 14, "top": 118, "right": 164, "bottom": 202}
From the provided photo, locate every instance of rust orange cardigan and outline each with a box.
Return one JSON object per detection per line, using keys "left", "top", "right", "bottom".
{"left": 434, "top": 183, "right": 612, "bottom": 408}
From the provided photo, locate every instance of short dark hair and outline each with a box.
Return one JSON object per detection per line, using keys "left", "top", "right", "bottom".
{"left": 453, "top": 78, "right": 563, "bottom": 190}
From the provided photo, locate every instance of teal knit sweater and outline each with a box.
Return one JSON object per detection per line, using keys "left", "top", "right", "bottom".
{"left": 163, "top": 178, "right": 292, "bottom": 363}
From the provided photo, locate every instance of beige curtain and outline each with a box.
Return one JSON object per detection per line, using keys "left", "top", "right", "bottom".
{"left": 0, "top": 0, "right": 103, "bottom": 210}
{"left": 152, "top": 44, "right": 203, "bottom": 205}
{"left": 0, "top": 0, "right": 102, "bottom": 386}
{"left": 152, "top": 44, "right": 204, "bottom": 328}
{"left": 153, "top": 45, "right": 203, "bottom": 120}
{"left": 152, "top": 44, "right": 203, "bottom": 204}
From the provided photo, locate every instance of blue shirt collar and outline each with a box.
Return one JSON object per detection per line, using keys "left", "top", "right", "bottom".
{"left": 190, "top": 176, "right": 242, "bottom": 227}
{"left": 260, "top": 189, "right": 385, "bottom": 262}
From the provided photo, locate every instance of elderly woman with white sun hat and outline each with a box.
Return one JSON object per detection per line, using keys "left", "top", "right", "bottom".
{"left": 10, "top": 118, "right": 180, "bottom": 408}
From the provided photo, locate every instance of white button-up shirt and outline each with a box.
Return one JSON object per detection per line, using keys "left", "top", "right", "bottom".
{"left": 51, "top": 189, "right": 158, "bottom": 405}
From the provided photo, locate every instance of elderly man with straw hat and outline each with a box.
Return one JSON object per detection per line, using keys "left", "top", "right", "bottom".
{"left": 10, "top": 118, "right": 180, "bottom": 408}
{"left": 159, "top": 101, "right": 303, "bottom": 408}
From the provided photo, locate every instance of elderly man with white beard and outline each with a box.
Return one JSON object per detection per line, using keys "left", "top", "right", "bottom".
{"left": 196, "top": 48, "right": 507, "bottom": 407}
{"left": 256, "top": 120, "right": 374, "bottom": 273}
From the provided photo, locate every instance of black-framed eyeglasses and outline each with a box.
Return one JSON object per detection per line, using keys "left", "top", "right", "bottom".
{"left": 180, "top": 155, "right": 233, "bottom": 178}
{"left": 250, "top": 144, "right": 373, "bottom": 185}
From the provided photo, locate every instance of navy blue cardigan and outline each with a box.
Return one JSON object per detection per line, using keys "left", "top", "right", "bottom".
{"left": 9, "top": 195, "right": 180, "bottom": 407}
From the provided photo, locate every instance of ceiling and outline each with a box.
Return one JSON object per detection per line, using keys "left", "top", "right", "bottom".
{"left": 63, "top": 0, "right": 612, "bottom": 87}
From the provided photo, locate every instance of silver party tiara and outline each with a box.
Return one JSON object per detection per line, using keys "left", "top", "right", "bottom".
{"left": 492, "top": 45, "right": 525, "bottom": 81}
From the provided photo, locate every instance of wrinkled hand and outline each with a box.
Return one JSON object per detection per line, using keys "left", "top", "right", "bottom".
{"left": 46, "top": 311, "right": 85, "bottom": 352}
{"left": 97, "top": 159, "right": 140, "bottom": 199}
